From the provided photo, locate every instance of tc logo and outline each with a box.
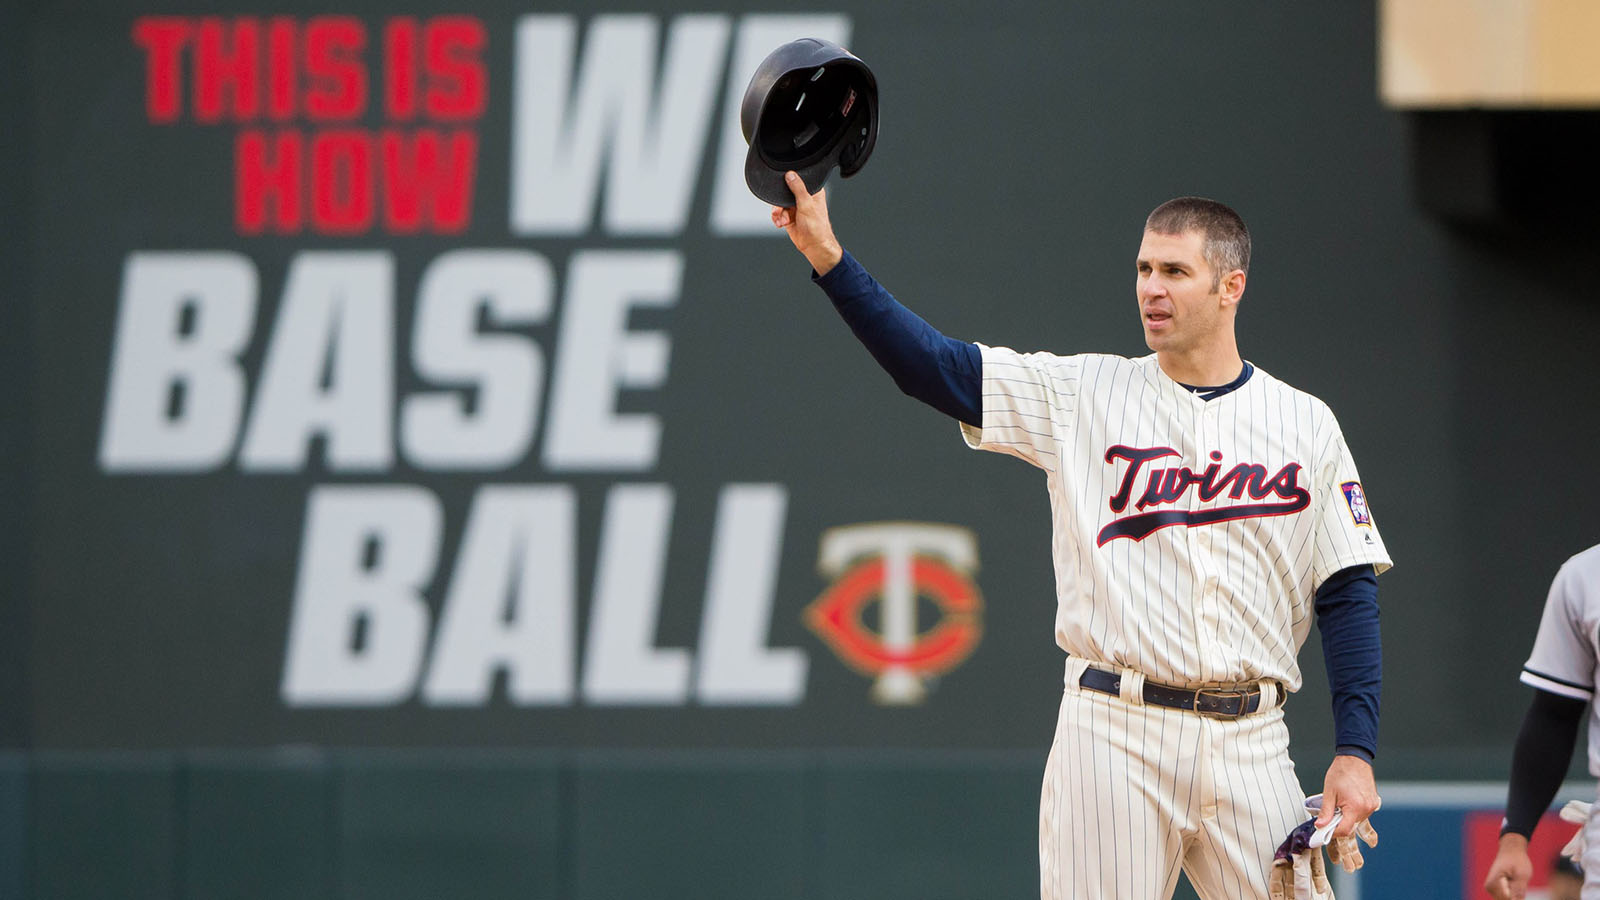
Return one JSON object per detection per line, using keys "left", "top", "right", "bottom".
{"left": 804, "top": 523, "right": 982, "bottom": 705}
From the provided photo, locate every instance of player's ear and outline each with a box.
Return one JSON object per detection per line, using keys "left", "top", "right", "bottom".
{"left": 1219, "top": 269, "right": 1246, "bottom": 308}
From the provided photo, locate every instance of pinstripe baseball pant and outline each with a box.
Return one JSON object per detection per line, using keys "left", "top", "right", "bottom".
{"left": 1041, "top": 657, "right": 1314, "bottom": 900}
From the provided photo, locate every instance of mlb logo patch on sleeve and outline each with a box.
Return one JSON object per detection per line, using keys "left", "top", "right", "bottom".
{"left": 1341, "top": 481, "right": 1372, "bottom": 526}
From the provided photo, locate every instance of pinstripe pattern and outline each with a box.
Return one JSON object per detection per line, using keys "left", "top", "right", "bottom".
{"left": 960, "top": 348, "right": 1391, "bottom": 691}
{"left": 1042, "top": 666, "right": 1308, "bottom": 900}
{"left": 960, "top": 347, "right": 1392, "bottom": 900}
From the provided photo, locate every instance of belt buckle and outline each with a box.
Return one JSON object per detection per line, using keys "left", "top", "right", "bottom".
{"left": 1192, "top": 687, "right": 1251, "bottom": 719}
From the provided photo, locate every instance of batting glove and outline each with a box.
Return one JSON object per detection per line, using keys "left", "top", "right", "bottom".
{"left": 1303, "top": 792, "right": 1379, "bottom": 873}
{"left": 1269, "top": 827, "right": 1333, "bottom": 900}
{"left": 1270, "top": 815, "right": 1332, "bottom": 900}
{"left": 1267, "top": 853, "right": 1332, "bottom": 900}
{"left": 1559, "top": 800, "right": 1592, "bottom": 865}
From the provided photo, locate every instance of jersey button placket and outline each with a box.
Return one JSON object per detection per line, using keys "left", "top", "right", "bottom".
{"left": 1193, "top": 404, "right": 1220, "bottom": 681}
{"left": 1195, "top": 406, "right": 1217, "bottom": 549}
{"left": 1186, "top": 406, "right": 1207, "bottom": 553}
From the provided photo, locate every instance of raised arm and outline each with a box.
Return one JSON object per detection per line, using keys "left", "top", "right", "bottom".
{"left": 771, "top": 170, "right": 844, "bottom": 275}
{"left": 771, "top": 171, "right": 980, "bottom": 426}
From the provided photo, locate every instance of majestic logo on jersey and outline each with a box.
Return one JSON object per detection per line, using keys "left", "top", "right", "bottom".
{"left": 1341, "top": 481, "right": 1372, "bottom": 526}
{"left": 805, "top": 523, "right": 982, "bottom": 705}
{"left": 1096, "top": 445, "right": 1310, "bottom": 545}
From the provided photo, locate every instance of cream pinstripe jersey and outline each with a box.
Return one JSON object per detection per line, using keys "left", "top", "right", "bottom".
{"left": 1520, "top": 544, "right": 1600, "bottom": 775}
{"left": 960, "top": 347, "right": 1393, "bottom": 691}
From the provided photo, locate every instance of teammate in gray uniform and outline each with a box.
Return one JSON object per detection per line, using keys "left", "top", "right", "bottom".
{"left": 1486, "top": 543, "right": 1600, "bottom": 900}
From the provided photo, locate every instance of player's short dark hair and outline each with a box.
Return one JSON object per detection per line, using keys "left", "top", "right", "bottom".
{"left": 1145, "top": 197, "right": 1251, "bottom": 291}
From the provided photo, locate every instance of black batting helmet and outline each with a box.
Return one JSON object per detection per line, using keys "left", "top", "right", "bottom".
{"left": 740, "top": 38, "right": 878, "bottom": 207}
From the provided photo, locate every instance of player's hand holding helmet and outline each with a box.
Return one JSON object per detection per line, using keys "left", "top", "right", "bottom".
{"left": 770, "top": 171, "right": 841, "bottom": 274}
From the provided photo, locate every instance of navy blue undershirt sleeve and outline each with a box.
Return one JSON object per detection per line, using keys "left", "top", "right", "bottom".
{"left": 812, "top": 251, "right": 982, "bottom": 427}
{"left": 1314, "top": 564, "right": 1382, "bottom": 760}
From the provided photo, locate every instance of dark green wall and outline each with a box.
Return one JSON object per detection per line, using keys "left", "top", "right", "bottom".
{"left": 0, "top": 0, "right": 37, "bottom": 753}
{"left": 14, "top": 1, "right": 1599, "bottom": 764}
{"left": 6, "top": 750, "right": 1050, "bottom": 900}
{"left": 6, "top": 4, "right": 1600, "bottom": 896}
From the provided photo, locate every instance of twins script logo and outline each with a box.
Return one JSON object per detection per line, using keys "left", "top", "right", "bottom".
{"left": 805, "top": 523, "right": 982, "bottom": 705}
{"left": 1097, "top": 445, "right": 1311, "bottom": 546}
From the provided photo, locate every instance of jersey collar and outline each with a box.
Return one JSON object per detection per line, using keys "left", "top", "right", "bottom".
{"left": 1178, "top": 361, "right": 1255, "bottom": 401}
{"left": 1144, "top": 355, "right": 1257, "bottom": 405}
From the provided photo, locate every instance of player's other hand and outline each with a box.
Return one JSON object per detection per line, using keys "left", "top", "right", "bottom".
{"left": 1483, "top": 833, "right": 1533, "bottom": 900}
{"left": 1318, "top": 754, "right": 1380, "bottom": 840}
{"left": 771, "top": 170, "right": 844, "bottom": 276}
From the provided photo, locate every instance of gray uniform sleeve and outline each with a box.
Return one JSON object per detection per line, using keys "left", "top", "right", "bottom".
{"left": 1521, "top": 557, "right": 1597, "bottom": 702}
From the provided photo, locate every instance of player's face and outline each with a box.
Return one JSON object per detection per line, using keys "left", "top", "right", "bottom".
{"left": 1135, "top": 229, "right": 1231, "bottom": 356}
{"left": 1550, "top": 872, "right": 1582, "bottom": 900}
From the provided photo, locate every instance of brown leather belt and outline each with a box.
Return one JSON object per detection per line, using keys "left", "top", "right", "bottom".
{"left": 1078, "top": 666, "right": 1281, "bottom": 719}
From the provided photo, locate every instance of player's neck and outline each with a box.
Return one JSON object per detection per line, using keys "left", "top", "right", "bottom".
{"left": 1156, "top": 343, "right": 1243, "bottom": 388}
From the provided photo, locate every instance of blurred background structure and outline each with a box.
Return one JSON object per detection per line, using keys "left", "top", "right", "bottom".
{"left": 3, "top": 1, "right": 1599, "bottom": 897}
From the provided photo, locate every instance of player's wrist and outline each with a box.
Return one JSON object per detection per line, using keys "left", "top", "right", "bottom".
{"left": 1334, "top": 744, "right": 1374, "bottom": 764}
{"left": 1496, "top": 830, "right": 1531, "bottom": 850}
{"left": 1328, "top": 753, "right": 1373, "bottom": 774}
{"left": 808, "top": 239, "right": 844, "bottom": 276}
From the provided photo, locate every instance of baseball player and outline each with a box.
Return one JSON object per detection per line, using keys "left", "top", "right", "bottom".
{"left": 770, "top": 170, "right": 1391, "bottom": 899}
{"left": 1485, "top": 543, "right": 1600, "bottom": 900}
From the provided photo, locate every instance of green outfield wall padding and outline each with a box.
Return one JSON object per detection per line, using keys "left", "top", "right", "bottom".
{"left": 28, "top": 758, "right": 178, "bottom": 900}
{"left": 0, "top": 756, "right": 25, "bottom": 900}
{"left": 180, "top": 756, "right": 334, "bottom": 900}
{"left": 814, "top": 761, "right": 1041, "bottom": 900}
{"left": 335, "top": 755, "right": 562, "bottom": 900}
{"left": 570, "top": 758, "right": 810, "bottom": 900}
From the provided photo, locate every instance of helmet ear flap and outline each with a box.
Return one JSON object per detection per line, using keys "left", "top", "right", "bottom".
{"left": 739, "top": 39, "right": 878, "bottom": 206}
